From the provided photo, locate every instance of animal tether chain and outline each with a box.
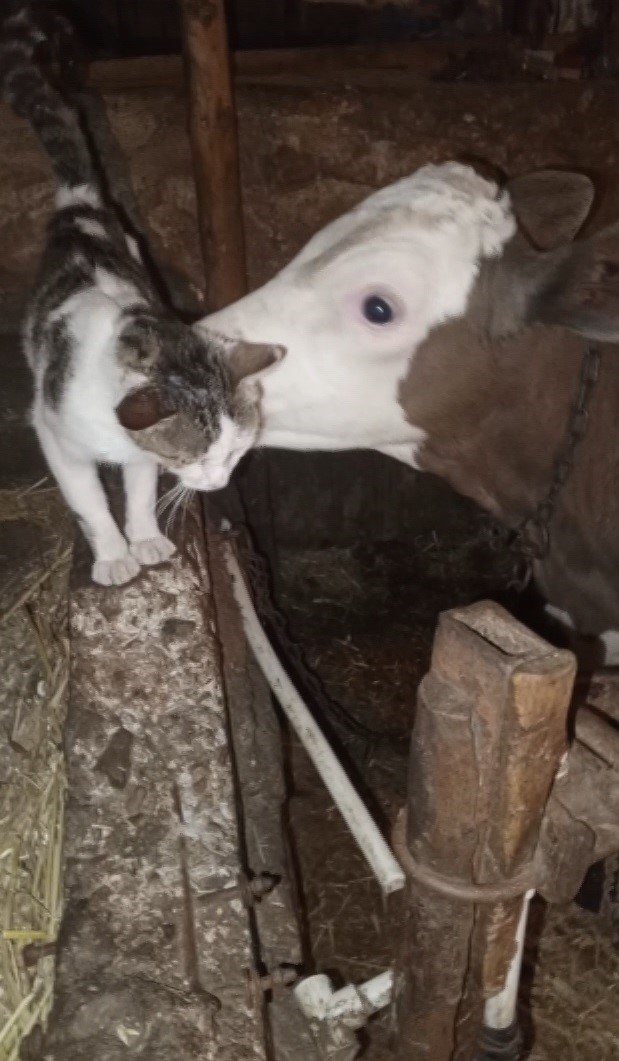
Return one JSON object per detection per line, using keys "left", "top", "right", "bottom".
{"left": 489, "top": 343, "right": 601, "bottom": 582}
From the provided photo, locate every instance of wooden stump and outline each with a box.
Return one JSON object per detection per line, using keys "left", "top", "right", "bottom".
{"left": 394, "top": 602, "right": 576, "bottom": 1060}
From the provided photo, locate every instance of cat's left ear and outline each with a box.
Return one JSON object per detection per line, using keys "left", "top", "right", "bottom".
{"left": 115, "top": 386, "right": 170, "bottom": 431}
{"left": 226, "top": 341, "right": 286, "bottom": 386}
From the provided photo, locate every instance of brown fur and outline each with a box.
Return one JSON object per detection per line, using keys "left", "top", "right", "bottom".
{"left": 396, "top": 167, "right": 619, "bottom": 635}
{"left": 400, "top": 266, "right": 619, "bottom": 634}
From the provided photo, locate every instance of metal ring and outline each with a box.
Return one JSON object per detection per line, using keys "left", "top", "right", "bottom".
{"left": 392, "top": 809, "right": 537, "bottom": 904}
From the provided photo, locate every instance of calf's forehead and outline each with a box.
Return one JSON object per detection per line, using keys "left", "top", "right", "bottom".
{"left": 290, "top": 162, "right": 516, "bottom": 278}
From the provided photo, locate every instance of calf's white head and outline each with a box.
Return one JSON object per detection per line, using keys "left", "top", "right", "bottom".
{"left": 203, "top": 163, "right": 514, "bottom": 459}
{"left": 202, "top": 161, "right": 619, "bottom": 464}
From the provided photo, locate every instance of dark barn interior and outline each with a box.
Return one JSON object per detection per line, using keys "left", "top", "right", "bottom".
{"left": 1, "top": 2, "right": 618, "bottom": 1060}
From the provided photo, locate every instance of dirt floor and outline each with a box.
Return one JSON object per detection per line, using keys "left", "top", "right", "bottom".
{"left": 274, "top": 527, "right": 619, "bottom": 1060}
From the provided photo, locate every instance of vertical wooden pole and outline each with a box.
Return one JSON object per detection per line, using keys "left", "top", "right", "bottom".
{"left": 394, "top": 602, "right": 575, "bottom": 1060}
{"left": 179, "top": 0, "right": 278, "bottom": 566}
{"left": 179, "top": 0, "right": 247, "bottom": 311}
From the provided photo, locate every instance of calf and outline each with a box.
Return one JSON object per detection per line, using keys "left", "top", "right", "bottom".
{"left": 203, "top": 164, "right": 619, "bottom": 654}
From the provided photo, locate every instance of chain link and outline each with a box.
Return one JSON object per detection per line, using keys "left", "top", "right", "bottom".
{"left": 488, "top": 344, "right": 600, "bottom": 583}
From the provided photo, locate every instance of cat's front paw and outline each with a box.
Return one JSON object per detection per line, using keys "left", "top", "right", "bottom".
{"left": 129, "top": 535, "right": 176, "bottom": 567}
{"left": 92, "top": 553, "right": 141, "bottom": 586}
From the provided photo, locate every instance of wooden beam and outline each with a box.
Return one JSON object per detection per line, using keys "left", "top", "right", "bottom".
{"left": 178, "top": 1, "right": 278, "bottom": 569}
{"left": 86, "top": 35, "right": 576, "bottom": 94}
{"left": 179, "top": 0, "right": 247, "bottom": 310}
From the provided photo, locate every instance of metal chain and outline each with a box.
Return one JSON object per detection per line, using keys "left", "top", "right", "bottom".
{"left": 488, "top": 344, "right": 601, "bottom": 583}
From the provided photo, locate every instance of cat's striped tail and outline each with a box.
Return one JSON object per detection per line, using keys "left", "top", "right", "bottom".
{"left": 0, "top": 2, "right": 97, "bottom": 195}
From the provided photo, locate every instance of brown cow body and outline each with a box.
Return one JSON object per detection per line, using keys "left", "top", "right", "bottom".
{"left": 408, "top": 317, "right": 618, "bottom": 635}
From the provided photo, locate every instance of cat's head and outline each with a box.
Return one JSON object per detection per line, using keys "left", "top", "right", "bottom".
{"left": 115, "top": 315, "right": 284, "bottom": 490}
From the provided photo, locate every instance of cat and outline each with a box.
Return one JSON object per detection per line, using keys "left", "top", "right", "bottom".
{"left": 0, "top": 4, "right": 283, "bottom": 585}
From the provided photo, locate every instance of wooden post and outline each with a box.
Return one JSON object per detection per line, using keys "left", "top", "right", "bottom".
{"left": 179, "top": 0, "right": 278, "bottom": 565}
{"left": 179, "top": 0, "right": 247, "bottom": 311}
{"left": 394, "top": 602, "right": 576, "bottom": 1060}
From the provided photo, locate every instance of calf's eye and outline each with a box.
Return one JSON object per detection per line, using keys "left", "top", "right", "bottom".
{"left": 363, "top": 295, "right": 394, "bottom": 325}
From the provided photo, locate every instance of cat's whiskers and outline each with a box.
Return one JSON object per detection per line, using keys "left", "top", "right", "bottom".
{"left": 164, "top": 484, "right": 194, "bottom": 535}
{"left": 157, "top": 480, "right": 184, "bottom": 518}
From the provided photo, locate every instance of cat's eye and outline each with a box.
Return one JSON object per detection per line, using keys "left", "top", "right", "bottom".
{"left": 363, "top": 295, "right": 394, "bottom": 325}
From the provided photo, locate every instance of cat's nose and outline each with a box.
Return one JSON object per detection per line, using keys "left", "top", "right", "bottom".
{"left": 182, "top": 466, "right": 231, "bottom": 492}
{"left": 203, "top": 467, "right": 231, "bottom": 491}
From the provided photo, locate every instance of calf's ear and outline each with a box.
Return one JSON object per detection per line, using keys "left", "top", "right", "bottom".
{"left": 507, "top": 170, "right": 594, "bottom": 250}
{"left": 533, "top": 222, "right": 619, "bottom": 341}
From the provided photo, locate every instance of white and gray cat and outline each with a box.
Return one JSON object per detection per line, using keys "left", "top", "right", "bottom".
{"left": 0, "top": 4, "right": 283, "bottom": 585}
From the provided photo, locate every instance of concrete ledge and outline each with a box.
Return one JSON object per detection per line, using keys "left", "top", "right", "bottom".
{"left": 35, "top": 509, "right": 310, "bottom": 1059}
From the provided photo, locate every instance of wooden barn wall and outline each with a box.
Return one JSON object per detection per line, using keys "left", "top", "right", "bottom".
{"left": 304, "top": 0, "right": 598, "bottom": 33}
{"left": 61, "top": 2, "right": 607, "bottom": 58}
{"left": 1, "top": 67, "right": 619, "bottom": 545}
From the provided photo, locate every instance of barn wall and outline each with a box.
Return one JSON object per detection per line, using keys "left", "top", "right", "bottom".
{"left": 2, "top": 68, "right": 619, "bottom": 546}
{"left": 60, "top": 2, "right": 608, "bottom": 57}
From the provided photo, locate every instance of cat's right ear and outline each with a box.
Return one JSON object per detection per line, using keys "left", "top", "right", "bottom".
{"left": 227, "top": 341, "right": 286, "bottom": 386}
{"left": 115, "top": 386, "right": 169, "bottom": 431}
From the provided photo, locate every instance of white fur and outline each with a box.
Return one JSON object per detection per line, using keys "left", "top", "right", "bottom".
{"left": 93, "top": 268, "right": 142, "bottom": 309}
{"left": 31, "top": 289, "right": 170, "bottom": 585}
{"left": 203, "top": 163, "right": 515, "bottom": 460}
{"left": 77, "top": 218, "right": 108, "bottom": 239}
{"left": 56, "top": 183, "right": 101, "bottom": 210}
{"left": 125, "top": 235, "right": 141, "bottom": 261}
{"left": 176, "top": 412, "right": 255, "bottom": 492}
{"left": 30, "top": 283, "right": 255, "bottom": 584}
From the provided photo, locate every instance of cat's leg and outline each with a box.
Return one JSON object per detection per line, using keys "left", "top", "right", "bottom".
{"left": 123, "top": 460, "right": 176, "bottom": 567}
{"left": 35, "top": 418, "right": 140, "bottom": 586}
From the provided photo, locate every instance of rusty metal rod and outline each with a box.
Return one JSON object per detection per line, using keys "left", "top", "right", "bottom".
{"left": 196, "top": 871, "right": 279, "bottom": 909}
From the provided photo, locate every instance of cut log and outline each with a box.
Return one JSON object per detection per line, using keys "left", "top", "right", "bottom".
{"left": 394, "top": 601, "right": 576, "bottom": 1060}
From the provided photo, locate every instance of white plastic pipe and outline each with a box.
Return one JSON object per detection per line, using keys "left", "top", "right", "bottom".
{"left": 483, "top": 889, "right": 534, "bottom": 1030}
{"left": 222, "top": 541, "right": 405, "bottom": 896}
{"left": 295, "top": 970, "right": 394, "bottom": 1029}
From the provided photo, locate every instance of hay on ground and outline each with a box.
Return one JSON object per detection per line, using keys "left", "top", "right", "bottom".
{"left": 0, "top": 485, "right": 71, "bottom": 1060}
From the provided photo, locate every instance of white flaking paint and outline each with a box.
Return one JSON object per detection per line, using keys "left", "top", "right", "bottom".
{"left": 484, "top": 890, "right": 534, "bottom": 1031}
{"left": 295, "top": 970, "right": 394, "bottom": 1029}
{"left": 69, "top": 555, "right": 269, "bottom": 1059}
